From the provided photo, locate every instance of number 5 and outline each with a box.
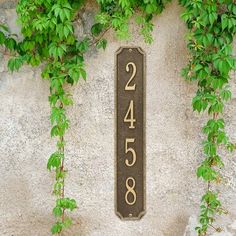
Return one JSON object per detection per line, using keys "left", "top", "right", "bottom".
{"left": 125, "top": 138, "right": 136, "bottom": 167}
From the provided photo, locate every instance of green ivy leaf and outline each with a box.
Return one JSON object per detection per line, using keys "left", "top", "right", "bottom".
{"left": 220, "top": 89, "right": 231, "bottom": 101}
{"left": 0, "top": 31, "right": 6, "bottom": 44}
{"left": 8, "top": 56, "right": 27, "bottom": 72}
{"left": 209, "top": 12, "right": 217, "bottom": 25}
{"left": 96, "top": 38, "right": 107, "bottom": 50}
{"left": 51, "top": 222, "right": 63, "bottom": 234}
{"left": 91, "top": 23, "right": 103, "bottom": 36}
{"left": 197, "top": 164, "right": 218, "bottom": 181}
{"left": 77, "top": 38, "right": 89, "bottom": 53}
{"left": 53, "top": 206, "right": 63, "bottom": 217}
{"left": 63, "top": 217, "right": 72, "bottom": 228}
{"left": 47, "top": 152, "right": 63, "bottom": 170}
{"left": 49, "top": 43, "right": 67, "bottom": 59}
{"left": 79, "top": 67, "right": 87, "bottom": 80}
{"left": 5, "top": 38, "right": 17, "bottom": 51}
{"left": 221, "top": 14, "right": 228, "bottom": 30}
{"left": 145, "top": 4, "right": 157, "bottom": 14}
{"left": 0, "top": 23, "right": 10, "bottom": 32}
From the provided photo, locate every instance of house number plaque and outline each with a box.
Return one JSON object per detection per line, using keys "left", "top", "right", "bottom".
{"left": 115, "top": 47, "right": 145, "bottom": 219}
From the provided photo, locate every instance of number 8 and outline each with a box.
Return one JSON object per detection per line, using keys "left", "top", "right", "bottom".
{"left": 125, "top": 177, "right": 137, "bottom": 205}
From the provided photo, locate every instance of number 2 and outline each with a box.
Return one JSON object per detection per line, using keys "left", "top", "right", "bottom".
{"left": 125, "top": 62, "right": 136, "bottom": 91}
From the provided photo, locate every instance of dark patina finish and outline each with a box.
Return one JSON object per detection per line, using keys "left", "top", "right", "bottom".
{"left": 115, "top": 47, "right": 145, "bottom": 220}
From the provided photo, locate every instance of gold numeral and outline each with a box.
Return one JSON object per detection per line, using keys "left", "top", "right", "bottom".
{"left": 124, "top": 100, "right": 136, "bottom": 129}
{"left": 125, "top": 62, "right": 136, "bottom": 91}
{"left": 125, "top": 138, "right": 136, "bottom": 167}
{"left": 125, "top": 177, "right": 137, "bottom": 205}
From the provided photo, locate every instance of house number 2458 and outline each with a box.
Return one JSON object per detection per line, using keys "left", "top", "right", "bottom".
{"left": 124, "top": 62, "right": 137, "bottom": 206}
{"left": 116, "top": 47, "right": 145, "bottom": 220}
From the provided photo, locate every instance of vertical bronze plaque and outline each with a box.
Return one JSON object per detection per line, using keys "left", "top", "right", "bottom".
{"left": 115, "top": 47, "right": 145, "bottom": 220}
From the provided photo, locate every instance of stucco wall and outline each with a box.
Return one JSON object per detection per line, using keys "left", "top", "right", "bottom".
{"left": 0, "top": 1, "right": 235, "bottom": 236}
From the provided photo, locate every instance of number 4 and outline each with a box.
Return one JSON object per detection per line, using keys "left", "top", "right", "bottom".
{"left": 124, "top": 100, "right": 136, "bottom": 129}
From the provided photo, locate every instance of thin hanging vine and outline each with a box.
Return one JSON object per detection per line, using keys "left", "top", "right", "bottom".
{"left": 180, "top": 0, "right": 236, "bottom": 235}
{"left": 0, "top": 0, "right": 235, "bottom": 235}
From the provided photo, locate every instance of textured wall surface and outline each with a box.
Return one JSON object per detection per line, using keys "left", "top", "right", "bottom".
{"left": 0, "top": 1, "right": 235, "bottom": 236}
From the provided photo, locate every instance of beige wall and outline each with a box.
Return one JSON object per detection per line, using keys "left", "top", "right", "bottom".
{"left": 0, "top": 1, "right": 235, "bottom": 235}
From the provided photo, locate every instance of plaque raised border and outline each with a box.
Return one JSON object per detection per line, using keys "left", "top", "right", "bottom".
{"left": 115, "top": 46, "right": 146, "bottom": 220}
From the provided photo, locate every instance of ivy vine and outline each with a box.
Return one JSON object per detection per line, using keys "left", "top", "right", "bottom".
{"left": 180, "top": 0, "right": 236, "bottom": 234}
{"left": 0, "top": 0, "right": 235, "bottom": 235}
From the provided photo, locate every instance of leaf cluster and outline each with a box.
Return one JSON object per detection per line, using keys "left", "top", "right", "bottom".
{"left": 96, "top": 0, "right": 171, "bottom": 43}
